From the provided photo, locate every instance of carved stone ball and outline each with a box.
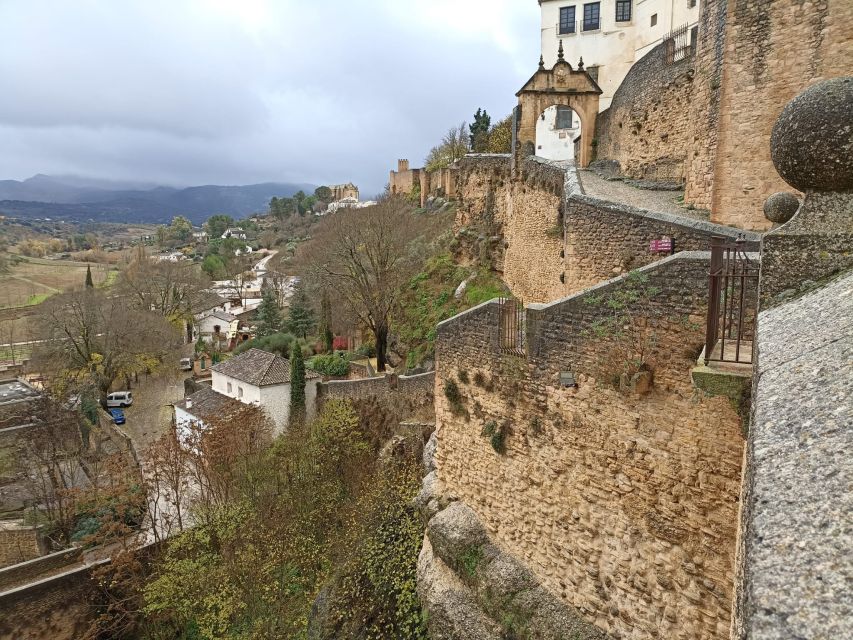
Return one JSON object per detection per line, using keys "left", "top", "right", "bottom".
{"left": 763, "top": 192, "right": 800, "bottom": 224}
{"left": 771, "top": 77, "right": 853, "bottom": 192}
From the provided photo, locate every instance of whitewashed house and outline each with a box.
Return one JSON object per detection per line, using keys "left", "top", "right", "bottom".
{"left": 221, "top": 228, "right": 248, "bottom": 240}
{"left": 196, "top": 311, "right": 239, "bottom": 346}
{"left": 209, "top": 348, "right": 320, "bottom": 432}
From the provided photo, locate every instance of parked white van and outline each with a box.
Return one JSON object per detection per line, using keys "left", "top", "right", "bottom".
{"left": 106, "top": 391, "right": 133, "bottom": 408}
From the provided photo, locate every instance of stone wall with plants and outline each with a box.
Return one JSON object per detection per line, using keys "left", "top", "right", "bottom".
{"left": 453, "top": 154, "right": 758, "bottom": 304}
{"left": 431, "top": 253, "right": 745, "bottom": 639}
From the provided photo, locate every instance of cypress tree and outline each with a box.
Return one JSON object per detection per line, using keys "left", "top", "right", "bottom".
{"left": 319, "top": 290, "right": 333, "bottom": 353}
{"left": 255, "top": 288, "right": 283, "bottom": 337}
{"left": 289, "top": 341, "right": 306, "bottom": 428}
{"left": 85, "top": 264, "right": 94, "bottom": 288}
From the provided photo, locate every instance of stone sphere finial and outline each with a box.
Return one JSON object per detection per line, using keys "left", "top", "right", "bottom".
{"left": 770, "top": 77, "right": 853, "bottom": 192}
{"left": 763, "top": 192, "right": 800, "bottom": 224}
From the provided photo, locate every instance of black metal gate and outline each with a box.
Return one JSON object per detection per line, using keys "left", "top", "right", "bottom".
{"left": 498, "top": 298, "right": 526, "bottom": 356}
{"left": 704, "top": 237, "right": 759, "bottom": 365}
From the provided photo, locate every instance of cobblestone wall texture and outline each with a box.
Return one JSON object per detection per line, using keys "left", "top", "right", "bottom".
{"left": 684, "top": 0, "right": 853, "bottom": 229}
{"left": 454, "top": 156, "right": 758, "bottom": 303}
{"left": 433, "top": 254, "right": 745, "bottom": 639}
{"left": 595, "top": 42, "right": 695, "bottom": 183}
{"left": 0, "top": 527, "right": 43, "bottom": 569}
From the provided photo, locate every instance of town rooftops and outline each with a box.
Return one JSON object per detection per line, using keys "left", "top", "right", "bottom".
{"left": 211, "top": 348, "right": 319, "bottom": 387}
{"left": 189, "top": 291, "right": 227, "bottom": 315}
{"left": 174, "top": 385, "right": 231, "bottom": 421}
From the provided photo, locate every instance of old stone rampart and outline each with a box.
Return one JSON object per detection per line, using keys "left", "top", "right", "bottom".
{"left": 594, "top": 40, "right": 695, "bottom": 183}
{"left": 454, "top": 153, "right": 758, "bottom": 303}
{"left": 431, "top": 252, "right": 745, "bottom": 639}
{"left": 317, "top": 371, "right": 434, "bottom": 405}
{"left": 683, "top": 0, "right": 853, "bottom": 229}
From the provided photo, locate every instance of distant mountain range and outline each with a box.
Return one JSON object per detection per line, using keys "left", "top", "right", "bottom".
{"left": 0, "top": 174, "right": 315, "bottom": 225}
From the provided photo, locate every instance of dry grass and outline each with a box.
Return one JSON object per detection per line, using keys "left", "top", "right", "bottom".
{"left": 0, "top": 257, "right": 116, "bottom": 309}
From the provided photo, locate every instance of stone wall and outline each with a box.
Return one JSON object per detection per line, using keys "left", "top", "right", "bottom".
{"left": 594, "top": 41, "right": 695, "bottom": 183}
{"left": 317, "top": 372, "right": 434, "bottom": 405}
{"left": 454, "top": 154, "right": 758, "bottom": 303}
{"left": 433, "top": 253, "right": 745, "bottom": 639}
{"left": 734, "top": 269, "right": 852, "bottom": 639}
{"left": 0, "top": 525, "right": 45, "bottom": 569}
{"left": 684, "top": 0, "right": 853, "bottom": 229}
{"left": 0, "top": 547, "right": 81, "bottom": 590}
{"left": 0, "top": 563, "right": 98, "bottom": 640}
{"left": 565, "top": 195, "right": 760, "bottom": 294}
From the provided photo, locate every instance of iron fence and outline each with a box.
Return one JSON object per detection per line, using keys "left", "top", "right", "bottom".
{"left": 704, "top": 237, "right": 759, "bottom": 365}
{"left": 498, "top": 298, "right": 526, "bottom": 356}
{"left": 664, "top": 23, "right": 692, "bottom": 64}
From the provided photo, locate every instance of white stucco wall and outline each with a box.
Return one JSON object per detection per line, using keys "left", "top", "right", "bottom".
{"left": 212, "top": 371, "right": 262, "bottom": 405}
{"left": 535, "top": 105, "right": 581, "bottom": 160}
{"left": 174, "top": 405, "right": 206, "bottom": 442}
{"left": 540, "top": 0, "right": 699, "bottom": 110}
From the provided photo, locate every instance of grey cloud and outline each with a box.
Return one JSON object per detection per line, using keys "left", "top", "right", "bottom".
{"left": 0, "top": 1, "right": 539, "bottom": 195}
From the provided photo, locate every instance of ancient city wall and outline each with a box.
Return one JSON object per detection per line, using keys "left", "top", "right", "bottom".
{"left": 433, "top": 253, "right": 745, "bottom": 639}
{"left": 0, "top": 547, "right": 81, "bottom": 591}
{"left": 454, "top": 155, "right": 758, "bottom": 303}
{"left": 684, "top": 0, "right": 853, "bottom": 229}
{"left": 0, "top": 526, "right": 46, "bottom": 569}
{"left": 565, "top": 195, "right": 759, "bottom": 294}
{"left": 594, "top": 40, "right": 695, "bottom": 183}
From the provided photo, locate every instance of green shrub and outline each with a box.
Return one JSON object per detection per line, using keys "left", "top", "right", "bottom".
{"left": 443, "top": 379, "right": 465, "bottom": 416}
{"left": 481, "top": 420, "right": 508, "bottom": 454}
{"left": 457, "top": 369, "right": 469, "bottom": 384}
{"left": 459, "top": 545, "right": 483, "bottom": 578}
{"left": 309, "top": 353, "right": 350, "bottom": 377}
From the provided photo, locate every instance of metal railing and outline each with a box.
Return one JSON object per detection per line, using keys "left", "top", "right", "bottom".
{"left": 664, "top": 23, "right": 692, "bottom": 64}
{"left": 498, "top": 298, "right": 526, "bottom": 356}
{"left": 704, "top": 237, "right": 759, "bottom": 365}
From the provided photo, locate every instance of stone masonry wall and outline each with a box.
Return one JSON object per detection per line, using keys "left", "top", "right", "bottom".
{"left": 433, "top": 254, "right": 745, "bottom": 639}
{"left": 0, "top": 526, "right": 44, "bottom": 569}
{"left": 0, "top": 547, "right": 81, "bottom": 591}
{"left": 595, "top": 41, "right": 695, "bottom": 183}
{"left": 684, "top": 0, "right": 728, "bottom": 213}
{"left": 685, "top": 0, "right": 853, "bottom": 230}
{"left": 455, "top": 155, "right": 758, "bottom": 303}
{"left": 565, "top": 195, "right": 760, "bottom": 294}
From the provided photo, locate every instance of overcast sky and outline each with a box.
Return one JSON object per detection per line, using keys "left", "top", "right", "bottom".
{"left": 0, "top": 0, "right": 540, "bottom": 196}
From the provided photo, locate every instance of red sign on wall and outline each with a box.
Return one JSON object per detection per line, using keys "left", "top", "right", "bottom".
{"left": 649, "top": 237, "right": 674, "bottom": 253}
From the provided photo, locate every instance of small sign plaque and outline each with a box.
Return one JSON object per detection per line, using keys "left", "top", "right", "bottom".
{"left": 559, "top": 372, "right": 577, "bottom": 388}
{"left": 649, "top": 236, "right": 674, "bottom": 253}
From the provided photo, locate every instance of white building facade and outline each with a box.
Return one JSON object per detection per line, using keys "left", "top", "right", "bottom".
{"left": 539, "top": 0, "right": 700, "bottom": 110}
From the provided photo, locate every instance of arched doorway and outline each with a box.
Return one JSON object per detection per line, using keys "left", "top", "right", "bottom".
{"left": 514, "top": 43, "right": 601, "bottom": 168}
{"left": 535, "top": 105, "right": 582, "bottom": 161}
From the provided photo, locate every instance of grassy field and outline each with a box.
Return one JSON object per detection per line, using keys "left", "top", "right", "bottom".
{"left": 0, "top": 256, "right": 118, "bottom": 309}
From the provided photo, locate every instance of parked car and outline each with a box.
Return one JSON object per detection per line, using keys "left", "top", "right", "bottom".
{"left": 108, "top": 408, "right": 126, "bottom": 425}
{"left": 106, "top": 391, "right": 133, "bottom": 407}
{"left": 180, "top": 357, "right": 193, "bottom": 371}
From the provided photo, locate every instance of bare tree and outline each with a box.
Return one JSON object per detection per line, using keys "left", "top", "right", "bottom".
{"left": 424, "top": 121, "right": 470, "bottom": 171}
{"left": 35, "top": 288, "right": 182, "bottom": 404}
{"left": 121, "top": 246, "right": 210, "bottom": 321}
{"left": 309, "top": 198, "right": 424, "bottom": 371}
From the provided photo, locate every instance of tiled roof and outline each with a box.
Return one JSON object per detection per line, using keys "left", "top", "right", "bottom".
{"left": 189, "top": 291, "right": 226, "bottom": 314}
{"left": 174, "top": 385, "right": 230, "bottom": 421}
{"left": 211, "top": 348, "right": 319, "bottom": 386}
{"left": 209, "top": 311, "right": 238, "bottom": 322}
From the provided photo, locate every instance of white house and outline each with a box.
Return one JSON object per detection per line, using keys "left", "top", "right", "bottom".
{"left": 209, "top": 348, "right": 320, "bottom": 433}
{"left": 221, "top": 228, "right": 248, "bottom": 240}
{"left": 539, "top": 0, "right": 700, "bottom": 110}
{"left": 173, "top": 385, "right": 231, "bottom": 435}
{"left": 196, "top": 311, "right": 239, "bottom": 346}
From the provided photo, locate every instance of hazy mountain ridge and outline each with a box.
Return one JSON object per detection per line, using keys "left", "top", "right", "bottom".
{"left": 0, "top": 175, "right": 315, "bottom": 224}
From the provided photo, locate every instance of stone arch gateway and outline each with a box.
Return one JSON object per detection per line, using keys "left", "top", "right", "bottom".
{"left": 514, "top": 45, "right": 602, "bottom": 169}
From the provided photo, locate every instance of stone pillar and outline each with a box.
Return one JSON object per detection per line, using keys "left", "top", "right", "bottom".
{"left": 758, "top": 77, "right": 853, "bottom": 307}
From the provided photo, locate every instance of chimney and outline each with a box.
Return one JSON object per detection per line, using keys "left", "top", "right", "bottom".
{"left": 186, "top": 399, "right": 193, "bottom": 410}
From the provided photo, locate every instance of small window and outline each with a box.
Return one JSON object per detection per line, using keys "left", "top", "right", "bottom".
{"left": 238, "top": 387, "right": 243, "bottom": 398}
{"left": 201, "top": 357, "right": 206, "bottom": 370}
{"left": 227, "top": 382, "right": 232, "bottom": 393}
{"left": 582, "top": 2, "right": 601, "bottom": 31}
{"left": 555, "top": 106, "right": 575, "bottom": 130}
{"left": 689, "top": 0, "right": 697, "bottom": 7}
{"left": 559, "top": 6, "right": 576, "bottom": 34}
{"left": 651, "top": 13, "right": 658, "bottom": 27}
{"left": 615, "top": 0, "right": 631, "bottom": 22}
